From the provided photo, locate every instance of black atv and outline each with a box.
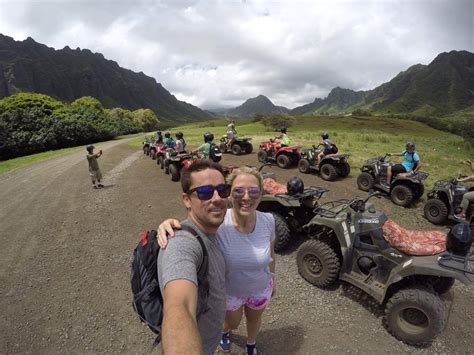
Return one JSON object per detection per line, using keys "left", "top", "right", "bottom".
{"left": 142, "top": 139, "right": 152, "bottom": 155}
{"left": 298, "top": 144, "right": 351, "bottom": 181}
{"left": 219, "top": 135, "right": 253, "bottom": 155}
{"left": 297, "top": 192, "right": 473, "bottom": 346}
{"left": 357, "top": 154, "right": 428, "bottom": 207}
{"left": 424, "top": 177, "right": 474, "bottom": 225}
{"left": 257, "top": 184, "right": 328, "bottom": 252}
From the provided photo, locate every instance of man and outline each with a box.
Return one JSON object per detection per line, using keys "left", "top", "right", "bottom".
{"left": 194, "top": 132, "right": 214, "bottom": 159}
{"left": 385, "top": 142, "right": 421, "bottom": 188}
{"left": 226, "top": 120, "right": 237, "bottom": 146}
{"left": 454, "top": 159, "right": 474, "bottom": 220}
{"left": 158, "top": 160, "right": 230, "bottom": 354}
{"left": 86, "top": 145, "right": 104, "bottom": 189}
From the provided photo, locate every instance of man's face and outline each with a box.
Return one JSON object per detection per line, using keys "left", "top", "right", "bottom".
{"left": 182, "top": 169, "right": 228, "bottom": 234}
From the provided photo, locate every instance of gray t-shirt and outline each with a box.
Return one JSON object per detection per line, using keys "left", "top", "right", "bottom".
{"left": 217, "top": 210, "right": 275, "bottom": 297}
{"left": 157, "top": 219, "right": 226, "bottom": 355}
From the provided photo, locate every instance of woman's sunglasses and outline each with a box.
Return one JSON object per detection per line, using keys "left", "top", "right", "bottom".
{"left": 187, "top": 184, "right": 231, "bottom": 201}
{"left": 232, "top": 187, "right": 262, "bottom": 199}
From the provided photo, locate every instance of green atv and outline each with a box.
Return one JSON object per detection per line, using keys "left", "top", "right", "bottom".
{"left": 257, "top": 183, "right": 328, "bottom": 252}
{"left": 296, "top": 192, "right": 473, "bottom": 346}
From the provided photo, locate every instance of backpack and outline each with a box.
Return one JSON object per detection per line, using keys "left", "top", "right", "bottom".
{"left": 209, "top": 143, "right": 222, "bottom": 162}
{"left": 130, "top": 224, "right": 209, "bottom": 346}
{"left": 331, "top": 143, "right": 338, "bottom": 154}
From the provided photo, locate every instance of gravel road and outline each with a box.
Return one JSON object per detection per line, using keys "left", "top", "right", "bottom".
{"left": 0, "top": 139, "right": 472, "bottom": 354}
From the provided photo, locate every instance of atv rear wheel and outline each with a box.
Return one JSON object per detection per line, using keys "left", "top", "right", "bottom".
{"left": 169, "top": 164, "right": 180, "bottom": 182}
{"left": 384, "top": 287, "right": 446, "bottom": 346}
{"left": 232, "top": 144, "right": 242, "bottom": 155}
{"left": 431, "top": 277, "right": 455, "bottom": 295}
{"left": 271, "top": 213, "right": 291, "bottom": 252}
{"left": 257, "top": 150, "right": 268, "bottom": 163}
{"left": 219, "top": 142, "right": 227, "bottom": 153}
{"left": 276, "top": 154, "right": 291, "bottom": 169}
{"left": 338, "top": 162, "right": 351, "bottom": 177}
{"left": 151, "top": 151, "right": 157, "bottom": 160}
{"left": 391, "top": 185, "right": 414, "bottom": 207}
{"left": 357, "top": 172, "right": 375, "bottom": 191}
{"left": 423, "top": 198, "right": 448, "bottom": 224}
{"left": 296, "top": 240, "right": 340, "bottom": 288}
{"left": 298, "top": 158, "right": 311, "bottom": 174}
{"left": 158, "top": 156, "right": 164, "bottom": 169}
{"left": 244, "top": 142, "right": 253, "bottom": 154}
{"left": 320, "top": 163, "right": 338, "bottom": 181}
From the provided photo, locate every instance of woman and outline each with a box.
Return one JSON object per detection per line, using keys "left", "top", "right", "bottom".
{"left": 158, "top": 166, "right": 276, "bottom": 355}
{"left": 455, "top": 159, "right": 474, "bottom": 220}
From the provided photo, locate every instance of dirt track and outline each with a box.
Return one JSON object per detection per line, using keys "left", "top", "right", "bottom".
{"left": 0, "top": 139, "right": 473, "bottom": 354}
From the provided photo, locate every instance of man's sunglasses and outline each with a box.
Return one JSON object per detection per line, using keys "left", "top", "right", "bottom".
{"left": 187, "top": 184, "right": 231, "bottom": 201}
{"left": 232, "top": 187, "right": 262, "bottom": 198}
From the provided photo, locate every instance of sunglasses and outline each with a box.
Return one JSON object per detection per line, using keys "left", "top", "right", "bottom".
{"left": 187, "top": 184, "right": 231, "bottom": 201}
{"left": 232, "top": 187, "right": 262, "bottom": 198}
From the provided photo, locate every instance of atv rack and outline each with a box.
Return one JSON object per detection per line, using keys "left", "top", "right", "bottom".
{"left": 438, "top": 253, "right": 474, "bottom": 280}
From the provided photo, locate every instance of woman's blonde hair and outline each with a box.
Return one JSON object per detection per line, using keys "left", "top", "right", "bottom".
{"left": 226, "top": 166, "right": 264, "bottom": 191}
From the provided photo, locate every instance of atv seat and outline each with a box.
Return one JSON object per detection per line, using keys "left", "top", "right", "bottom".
{"left": 382, "top": 219, "right": 447, "bottom": 256}
{"left": 263, "top": 178, "right": 287, "bottom": 194}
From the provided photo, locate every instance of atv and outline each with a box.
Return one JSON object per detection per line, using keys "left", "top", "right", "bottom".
{"left": 298, "top": 144, "right": 351, "bottom": 181}
{"left": 296, "top": 192, "right": 473, "bottom": 346}
{"left": 257, "top": 138, "right": 301, "bottom": 169}
{"left": 149, "top": 142, "right": 165, "bottom": 161}
{"left": 357, "top": 154, "right": 428, "bottom": 207}
{"left": 257, "top": 183, "right": 329, "bottom": 252}
{"left": 142, "top": 138, "right": 152, "bottom": 156}
{"left": 424, "top": 176, "right": 474, "bottom": 225}
{"left": 164, "top": 151, "right": 201, "bottom": 182}
{"left": 154, "top": 144, "right": 168, "bottom": 169}
{"left": 219, "top": 135, "right": 253, "bottom": 155}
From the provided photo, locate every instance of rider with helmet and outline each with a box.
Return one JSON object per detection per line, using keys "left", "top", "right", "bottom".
{"left": 317, "top": 132, "right": 337, "bottom": 165}
{"left": 194, "top": 132, "right": 214, "bottom": 159}
{"left": 226, "top": 120, "right": 237, "bottom": 147}
{"left": 175, "top": 131, "right": 187, "bottom": 154}
{"left": 156, "top": 130, "right": 163, "bottom": 144}
{"left": 276, "top": 127, "right": 291, "bottom": 147}
{"left": 454, "top": 159, "right": 474, "bottom": 220}
{"left": 385, "top": 142, "right": 421, "bottom": 188}
{"left": 164, "top": 131, "right": 176, "bottom": 149}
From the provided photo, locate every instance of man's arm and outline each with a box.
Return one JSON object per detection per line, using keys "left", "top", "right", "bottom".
{"left": 162, "top": 279, "right": 203, "bottom": 355}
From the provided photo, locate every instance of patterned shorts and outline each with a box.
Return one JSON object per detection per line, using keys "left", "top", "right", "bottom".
{"left": 226, "top": 278, "right": 273, "bottom": 311}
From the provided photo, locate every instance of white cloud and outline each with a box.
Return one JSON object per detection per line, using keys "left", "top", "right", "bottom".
{"left": 0, "top": 0, "right": 472, "bottom": 109}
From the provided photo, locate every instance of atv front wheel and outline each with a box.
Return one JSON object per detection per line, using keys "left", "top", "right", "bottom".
{"left": 384, "top": 287, "right": 446, "bottom": 346}
{"left": 270, "top": 212, "right": 292, "bottom": 252}
{"left": 298, "top": 159, "right": 311, "bottom": 174}
{"left": 357, "top": 172, "right": 375, "bottom": 191}
{"left": 276, "top": 154, "right": 291, "bottom": 169}
{"left": 320, "top": 163, "right": 338, "bottom": 181}
{"left": 232, "top": 144, "right": 242, "bottom": 155}
{"left": 338, "top": 162, "right": 351, "bottom": 177}
{"left": 169, "top": 164, "right": 180, "bottom": 182}
{"left": 219, "top": 142, "right": 227, "bottom": 153}
{"left": 244, "top": 142, "right": 253, "bottom": 154}
{"left": 423, "top": 199, "right": 448, "bottom": 224}
{"left": 296, "top": 239, "right": 340, "bottom": 288}
{"left": 391, "top": 185, "right": 414, "bottom": 207}
{"left": 257, "top": 150, "right": 268, "bottom": 163}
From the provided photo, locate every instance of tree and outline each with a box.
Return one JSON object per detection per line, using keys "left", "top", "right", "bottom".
{"left": 133, "top": 109, "right": 160, "bottom": 132}
{"left": 261, "top": 113, "right": 296, "bottom": 130}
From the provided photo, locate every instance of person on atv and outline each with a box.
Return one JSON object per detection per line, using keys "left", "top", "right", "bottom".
{"left": 156, "top": 130, "right": 163, "bottom": 144}
{"left": 454, "top": 159, "right": 474, "bottom": 220}
{"left": 227, "top": 120, "right": 237, "bottom": 147}
{"left": 164, "top": 131, "right": 176, "bottom": 149}
{"left": 175, "top": 131, "right": 187, "bottom": 154}
{"left": 316, "top": 132, "right": 337, "bottom": 165}
{"left": 275, "top": 127, "right": 291, "bottom": 147}
{"left": 385, "top": 142, "right": 421, "bottom": 188}
{"left": 194, "top": 132, "right": 214, "bottom": 159}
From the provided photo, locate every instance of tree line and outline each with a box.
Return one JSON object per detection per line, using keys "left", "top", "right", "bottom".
{"left": 0, "top": 93, "right": 160, "bottom": 160}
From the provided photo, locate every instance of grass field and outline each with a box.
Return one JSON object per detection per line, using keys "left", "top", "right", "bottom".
{"left": 129, "top": 115, "right": 473, "bottom": 189}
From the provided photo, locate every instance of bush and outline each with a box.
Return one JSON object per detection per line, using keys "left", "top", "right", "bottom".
{"left": 261, "top": 113, "right": 296, "bottom": 130}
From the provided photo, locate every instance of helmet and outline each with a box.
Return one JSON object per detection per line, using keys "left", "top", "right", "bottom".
{"left": 157, "top": 130, "right": 162, "bottom": 135}
{"left": 446, "top": 223, "right": 472, "bottom": 256}
{"left": 322, "top": 132, "right": 329, "bottom": 140}
{"left": 280, "top": 127, "right": 287, "bottom": 134}
{"left": 406, "top": 142, "right": 415, "bottom": 150}
{"left": 287, "top": 176, "right": 304, "bottom": 195}
{"left": 86, "top": 145, "right": 94, "bottom": 153}
{"left": 164, "top": 131, "right": 171, "bottom": 138}
{"left": 204, "top": 132, "right": 214, "bottom": 142}
{"left": 176, "top": 131, "right": 183, "bottom": 139}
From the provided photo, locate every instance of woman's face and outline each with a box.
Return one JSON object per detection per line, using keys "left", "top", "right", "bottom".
{"left": 231, "top": 173, "right": 262, "bottom": 217}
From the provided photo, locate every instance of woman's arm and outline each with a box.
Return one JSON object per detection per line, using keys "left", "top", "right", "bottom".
{"left": 270, "top": 241, "right": 276, "bottom": 296}
{"left": 157, "top": 219, "right": 182, "bottom": 248}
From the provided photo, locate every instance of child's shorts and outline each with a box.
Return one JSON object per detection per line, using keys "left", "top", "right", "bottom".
{"left": 226, "top": 278, "right": 273, "bottom": 311}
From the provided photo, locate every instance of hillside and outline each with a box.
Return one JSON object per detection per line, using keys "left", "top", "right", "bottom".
{"left": 223, "top": 94, "right": 290, "bottom": 117}
{"left": 0, "top": 34, "right": 212, "bottom": 123}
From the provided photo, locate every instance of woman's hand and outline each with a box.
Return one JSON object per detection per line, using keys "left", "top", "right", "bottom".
{"left": 157, "top": 219, "right": 181, "bottom": 248}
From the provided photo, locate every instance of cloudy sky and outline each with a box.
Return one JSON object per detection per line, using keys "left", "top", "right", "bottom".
{"left": 0, "top": 0, "right": 472, "bottom": 109}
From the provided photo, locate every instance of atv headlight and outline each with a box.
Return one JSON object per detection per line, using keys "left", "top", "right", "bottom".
{"left": 446, "top": 223, "right": 472, "bottom": 256}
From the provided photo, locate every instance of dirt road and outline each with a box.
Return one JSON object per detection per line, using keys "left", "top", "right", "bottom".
{"left": 0, "top": 139, "right": 472, "bottom": 354}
